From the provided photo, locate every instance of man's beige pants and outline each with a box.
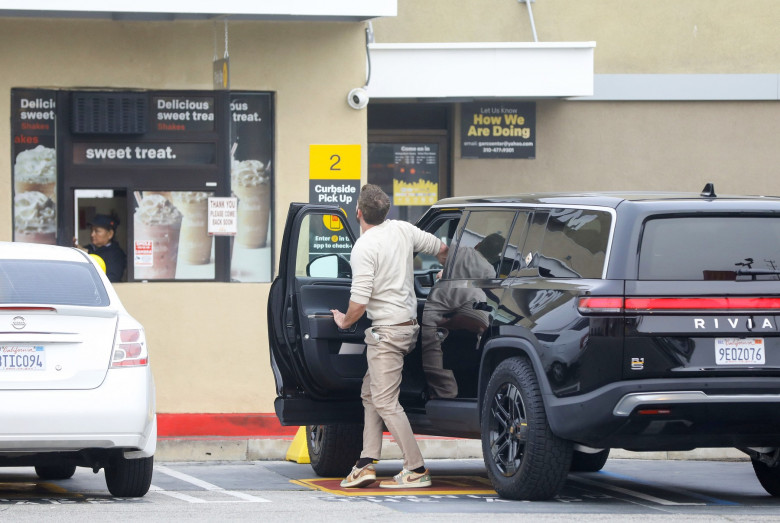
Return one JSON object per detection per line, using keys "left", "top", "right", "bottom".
{"left": 359, "top": 324, "right": 424, "bottom": 471}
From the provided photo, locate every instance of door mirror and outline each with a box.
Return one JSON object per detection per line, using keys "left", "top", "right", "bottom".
{"left": 307, "top": 254, "right": 352, "bottom": 278}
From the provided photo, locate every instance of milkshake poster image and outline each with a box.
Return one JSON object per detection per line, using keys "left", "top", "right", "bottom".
{"left": 132, "top": 191, "right": 215, "bottom": 281}
{"left": 11, "top": 89, "right": 58, "bottom": 245}
{"left": 229, "top": 93, "right": 274, "bottom": 282}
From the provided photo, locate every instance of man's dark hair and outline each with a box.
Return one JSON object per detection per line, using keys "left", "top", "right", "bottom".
{"left": 358, "top": 184, "right": 391, "bottom": 225}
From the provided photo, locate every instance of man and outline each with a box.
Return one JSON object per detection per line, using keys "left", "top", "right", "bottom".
{"left": 331, "top": 184, "right": 448, "bottom": 489}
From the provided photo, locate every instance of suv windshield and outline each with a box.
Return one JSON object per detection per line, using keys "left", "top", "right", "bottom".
{"left": 0, "top": 260, "right": 109, "bottom": 306}
{"left": 639, "top": 216, "right": 780, "bottom": 281}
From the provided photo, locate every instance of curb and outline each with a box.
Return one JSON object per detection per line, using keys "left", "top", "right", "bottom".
{"left": 156, "top": 436, "right": 749, "bottom": 463}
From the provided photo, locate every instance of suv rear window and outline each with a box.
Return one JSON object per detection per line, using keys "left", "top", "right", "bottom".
{"left": 0, "top": 260, "right": 110, "bottom": 306}
{"left": 639, "top": 216, "right": 780, "bottom": 281}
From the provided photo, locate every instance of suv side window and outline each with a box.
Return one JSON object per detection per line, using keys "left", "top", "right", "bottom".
{"left": 449, "top": 211, "right": 515, "bottom": 279}
{"left": 510, "top": 211, "right": 549, "bottom": 277}
{"left": 294, "top": 213, "right": 354, "bottom": 278}
{"left": 414, "top": 216, "right": 459, "bottom": 271}
{"left": 536, "top": 208, "right": 611, "bottom": 279}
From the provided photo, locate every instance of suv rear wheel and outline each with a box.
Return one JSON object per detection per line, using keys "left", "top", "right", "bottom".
{"left": 306, "top": 424, "right": 362, "bottom": 477}
{"left": 481, "top": 356, "right": 572, "bottom": 500}
{"left": 570, "top": 449, "right": 610, "bottom": 472}
{"left": 35, "top": 464, "right": 77, "bottom": 480}
{"left": 752, "top": 459, "right": 780, "bottom": 496}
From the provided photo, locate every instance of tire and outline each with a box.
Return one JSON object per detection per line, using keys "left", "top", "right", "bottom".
{"left": 35, "top": 464, "right": 77, "bottom": 480}
{"left": 570, "top": 449, "right": 610, "bottom": 472}
{"left": 752, "top": 459, "right": 780, "bottom": 496}
{"left": 481, "top": 356, "right": 572, "bottom": 500}
{"left": 104, "top": 455, "right": 154, "bottom": 497}
{"left": 306, "top": 424, "right": 363, "bottom": 477}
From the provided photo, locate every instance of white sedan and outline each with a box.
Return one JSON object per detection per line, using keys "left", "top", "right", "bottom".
{"left": 0, "top": 241, "right": 156, "bottom": 497}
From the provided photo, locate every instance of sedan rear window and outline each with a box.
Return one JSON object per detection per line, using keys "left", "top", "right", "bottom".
{"left": 639, "top": 217, "right": 780, "bottom": 281}
{"left": 0, "top": 260, "right": 109, "bottom": 306}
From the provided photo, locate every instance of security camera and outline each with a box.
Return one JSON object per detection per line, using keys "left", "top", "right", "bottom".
{"left": 347, "top": 87, "right": 369, "bottom": 110}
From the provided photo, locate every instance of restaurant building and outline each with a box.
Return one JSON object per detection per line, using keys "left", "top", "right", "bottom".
{"left": 2, "top": 0, "right": 779, "bottom": 436}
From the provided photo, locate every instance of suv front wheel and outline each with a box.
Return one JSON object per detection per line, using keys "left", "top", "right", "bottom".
{"left": 481, "top": 356, "right": 572, "bottom": 500}
{"left": 306, "top": 424, "right": 362, "bottom": 477}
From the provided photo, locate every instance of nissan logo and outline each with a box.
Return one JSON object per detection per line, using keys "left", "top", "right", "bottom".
{"left": 11, "top": 316, "right": 26, "bottom": 329}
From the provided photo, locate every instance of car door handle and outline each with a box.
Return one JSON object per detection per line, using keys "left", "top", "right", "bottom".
{"left": 307, "top": 314, "right": 358, "bottom": 334}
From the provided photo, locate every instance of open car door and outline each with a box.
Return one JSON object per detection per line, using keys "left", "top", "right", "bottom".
{"left": 268, "top": 203, "right": 369, "bottom": 426}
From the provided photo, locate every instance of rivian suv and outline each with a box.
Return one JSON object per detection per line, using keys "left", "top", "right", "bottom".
{"left": 268, "top": 185, "right": 780, "bottom": 500}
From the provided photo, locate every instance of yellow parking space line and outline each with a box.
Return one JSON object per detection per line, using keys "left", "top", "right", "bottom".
{"left": 292, "top": 476, "right": 496, "bottom": 496}
{"left": 0, "top": 481, "right": 81, "bottom": 498}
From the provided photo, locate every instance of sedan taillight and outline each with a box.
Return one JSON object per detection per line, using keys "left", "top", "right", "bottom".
{"left": 112, "top": 328, "right": 148, "bottom": 367}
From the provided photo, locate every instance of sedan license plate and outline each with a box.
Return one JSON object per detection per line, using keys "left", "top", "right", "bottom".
{"left": 0, "top": 346, "right": 46, "bottom": 371}
{"left": 715, "top": 338, "right": 765, "bottom": 365}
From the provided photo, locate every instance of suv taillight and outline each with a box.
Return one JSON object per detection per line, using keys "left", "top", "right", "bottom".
{"left": 112, "top": 328, "right": 149, "bottom": 367}
{"left": 578, "top": 296, "right": 780, "bottom": 314}
{"left": 577, "top": 297, "right": 624, "bottom": 314}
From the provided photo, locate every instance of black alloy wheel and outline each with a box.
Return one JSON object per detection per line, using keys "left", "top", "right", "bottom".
{"left": 481, "top": 356, "right": 572, "bottom": 500}
{"left": 488, "top": 381, "right": 527, "bottom": 477}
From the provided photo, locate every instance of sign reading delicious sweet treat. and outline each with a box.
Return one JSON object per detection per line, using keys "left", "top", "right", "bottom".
{"left": 11, "top": 89, "right": 58, "bottom": 244}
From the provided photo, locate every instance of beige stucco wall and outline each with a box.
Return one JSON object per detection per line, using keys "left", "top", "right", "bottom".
{"left": 373, "top": 0, "right": 780, "bottom": 200}
{"left": 452, "top": 101, "right": 780, "bottom": 197}
{"left": 374, "top": 0, "right": 780, "bottom": 73}
{"left": 0, "top": 17, "right": 367, "bottom": 413}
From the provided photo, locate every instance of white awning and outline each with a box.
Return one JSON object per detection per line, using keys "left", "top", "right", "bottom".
{"left": 366, "top": 42, "right": 596, "bottom": 99}
{"left": 0, "top": 0, "right": 396, "bottom": 21}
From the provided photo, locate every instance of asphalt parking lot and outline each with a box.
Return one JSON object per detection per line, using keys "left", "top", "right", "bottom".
{"left": 2, "top": 458, "right": 780, "bottom": 521}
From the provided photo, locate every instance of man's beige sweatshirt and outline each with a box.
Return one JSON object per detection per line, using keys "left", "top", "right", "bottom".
{"left": 349, "top": 220, "right": 442, "bottom": 325}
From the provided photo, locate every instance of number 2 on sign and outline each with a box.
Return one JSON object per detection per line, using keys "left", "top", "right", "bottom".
{"left": 330, "top": 154, "right": 341, "bottom": 171}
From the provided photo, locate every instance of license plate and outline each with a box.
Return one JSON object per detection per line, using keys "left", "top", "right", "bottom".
{"left": 0, "top": 346, "right": 46, "bottom": 371}
{"left": 715, "top": 338, "right": 765, "bottom": 365}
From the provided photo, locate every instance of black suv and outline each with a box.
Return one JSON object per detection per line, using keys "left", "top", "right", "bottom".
{"left": 268, "top": 186, "right": 780, "bottom": 500}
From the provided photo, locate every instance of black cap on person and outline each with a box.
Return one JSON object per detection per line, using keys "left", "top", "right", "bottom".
{"left": 88, "top": 214, "right": 120, "bottom": 231}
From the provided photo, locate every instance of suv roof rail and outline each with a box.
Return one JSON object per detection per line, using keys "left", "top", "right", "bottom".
{"left": 701, "top": 182, "right": 717, "bottom": 198}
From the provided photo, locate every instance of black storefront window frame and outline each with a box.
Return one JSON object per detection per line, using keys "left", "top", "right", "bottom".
{"left": 53, "top": 89, "right": 275, "bottom": 283}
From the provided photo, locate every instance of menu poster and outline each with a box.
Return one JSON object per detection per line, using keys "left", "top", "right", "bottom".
{"left": 229, "top": 93, "right": 275, "bottom": 282}
{"left": 132, "top": 191, "right": 215, "bottom": 281}
{"left": 391, "top": 144, "right": 439, "bottom": 206}
{"left": 461, "top": 102, "right": 536, "bottom": 159}
{"left": 11, "top": 89, "right": 58, "bottom": 245}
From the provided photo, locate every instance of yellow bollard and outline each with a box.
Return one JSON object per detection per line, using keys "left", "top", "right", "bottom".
{"left": 285, "top": 426, "right": 310, "bottom": 464}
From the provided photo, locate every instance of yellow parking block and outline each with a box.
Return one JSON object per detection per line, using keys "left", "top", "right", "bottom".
{"left": 285, "top": 426, "right": 311, "bottom": 464}
{"left": 292, "top": 476, "right": 495, "bottom": 496}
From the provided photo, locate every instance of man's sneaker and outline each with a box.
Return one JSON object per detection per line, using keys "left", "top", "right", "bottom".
{"left": 379, "top": 468, "right": 432, "bottom": 489}
{"left": 340, "top": 464, "right": 376, "bottom": 488}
